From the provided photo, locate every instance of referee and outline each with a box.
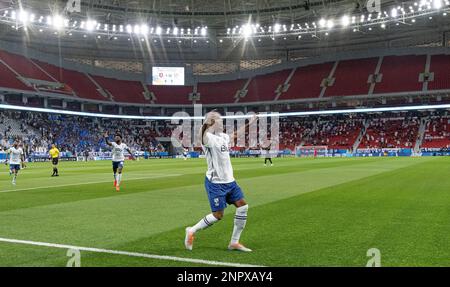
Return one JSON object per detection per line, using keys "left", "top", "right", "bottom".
{"left": 49, "top": 144, "right": 60, "bottom": 177}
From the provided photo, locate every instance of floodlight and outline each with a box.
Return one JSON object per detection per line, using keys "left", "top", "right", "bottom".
{"left": 391, "top": 8, "right": 398, "bottom": 17}
{"left": 326, "top": 19, "right": 334, "bottom": 29}
{"left": 18, "top": 10, "right": 28, "bottom": 23}
{"left": 141, "top": 24, "right": 149, "bottom": 34}
{"left": 319, "top": 18, "right": 326, "bottom": 27}
{"left": 86, "top": 20, "right": 96, "bottom": 31}
{"left": 52, "top": 15, "right": 64, "bottom": 30}
{"left": 433, "top": 0, "right": 443, "bottom": 9}
{"left": 134, "top": 24, "right": 140, "bottom": 34}
{"left": 242, "top": 24, "right": 252, "bottom": 37}
{"left": 126, "top": 24, "right": 132, "bottom": 33}
{"left": 341, "top": 15, "right": 350, "bottom": 27}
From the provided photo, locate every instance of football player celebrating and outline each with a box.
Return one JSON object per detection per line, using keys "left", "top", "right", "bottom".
{"left": 104, "top": 132, "right": 135, "bottom": 191}
{"left": 185, "top": 111, "right": 257, "bottom": 252}
{"left": 183, "top": 147, "right": 189, "bottom": 161}
{"left": 6, "top": 140, "right": 24, "bottom": 185}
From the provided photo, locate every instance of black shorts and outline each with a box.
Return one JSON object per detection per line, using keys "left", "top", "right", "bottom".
{"left": 52, "top": 158, "right": 59, "bottom": 165}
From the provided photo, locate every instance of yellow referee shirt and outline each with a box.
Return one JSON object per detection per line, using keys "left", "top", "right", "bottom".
{"left": 49, "top": 147, "right": 60, "bottom": 158}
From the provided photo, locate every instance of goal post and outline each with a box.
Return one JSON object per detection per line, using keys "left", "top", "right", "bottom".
{"left": 295, "top": 146, "right": 328, "bottom": 157}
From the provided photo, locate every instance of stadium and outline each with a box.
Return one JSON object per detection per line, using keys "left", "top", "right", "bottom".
{"left": 0, "top": 0, "right": 449, "bottom": 271}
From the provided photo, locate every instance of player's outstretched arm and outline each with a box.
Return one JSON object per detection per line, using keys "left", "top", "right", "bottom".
{"left": 200, "top": 119, "right": 214, "bottom": 145}
{"left": 104, "top": 132, "right": 112, "bottom": 146}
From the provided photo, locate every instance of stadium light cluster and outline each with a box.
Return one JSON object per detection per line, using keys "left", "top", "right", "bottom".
{"left": 0, "top": 0, "right": 449, "bottom": 42}
{"left": 220, "top": 0, "right": 450, "bottom": 40}
{"left": 0, "top": 8, "right": 208, "bottom": 40}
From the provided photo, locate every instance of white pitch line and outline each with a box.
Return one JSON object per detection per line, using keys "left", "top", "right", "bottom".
{"left": 0, "top": 174, "right": 181, "bottom": 193}
{"left": 0, "top": 237, "right": 262, "bottom": 267}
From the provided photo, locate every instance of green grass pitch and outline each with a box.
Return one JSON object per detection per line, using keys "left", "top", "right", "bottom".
{"left": 0, "top": 156, "right": 449, "bottom": 267}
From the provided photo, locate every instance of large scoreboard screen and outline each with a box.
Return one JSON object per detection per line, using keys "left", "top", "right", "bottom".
{"left": 152, "top": 67, "right": 185, "bottom": 86}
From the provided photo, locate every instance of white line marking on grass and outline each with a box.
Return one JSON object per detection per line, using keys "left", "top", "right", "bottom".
{"left": 0, "top": 174, "right": 181, "bottom": 193}
{"left": 0, "top": 237, "right": 262, "bottom": 267}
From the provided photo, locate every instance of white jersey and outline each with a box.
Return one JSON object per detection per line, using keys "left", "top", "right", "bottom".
{"left": 111, "top": 142, "right": 129, "bottom": 162}
{"left": 8, "top": 147, "right": 23, "bottom": 165}
{"left": 202, "top": 132, "right": 234, "bottom": 184}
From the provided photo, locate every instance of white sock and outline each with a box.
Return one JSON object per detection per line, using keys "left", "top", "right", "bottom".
{"left": 117, "top": 173, "right": 122, "bottom": 186}
{"left": 230, "top": 205, "right": 248, "bottom": 244}
{"left": 190, "top": 214, "right": 219, "bottom": 233}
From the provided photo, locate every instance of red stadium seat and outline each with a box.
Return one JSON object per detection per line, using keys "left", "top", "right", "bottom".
{"left": 373, "top": 55, "right": 426, "bottom": 94}
{"left": 34, "top": 60, "right": 107, "bottom": 101}
{"left": 0, "top": 61, "right": 34, "bottom": 91}
{"left": 148, "top": 85, "right": 193, "bottom": 105}
{"left": 422, "top": 117, "right": 450, "bottom": 148}
{"left": 0, "top": 50, "right": 53, "bottom": 82}
{"left": 428, "top": 54, "right": 450, "bottom": 90}
{"left": 1, "top": 49, "right": 449, "bottom": 106}
{"left": 91, "top": 75, "right": 147, "bottom": 103}
{"left": 279, "top": 62, "right": 334, "bottom": 100}
{"left": 324, "top": 58, "right": 378, "bottom": 97}
{"left": 358, "top": 117, "right": 419, "bottom": 149}
{"left": 241, "top": 70, "right": 291, "bottom": 102}
{"left": 197, "top": 79, "right": 247, "bottom": 104}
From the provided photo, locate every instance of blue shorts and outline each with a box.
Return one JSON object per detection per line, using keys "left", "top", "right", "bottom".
{"left": 9, "top": 164, "right": 20, "bottom": 171}
{"left": 112, "top": 161, "right": 124, "bottom": 169}
{"left": 205, "top": 177, "right": 245, "bottom": 212}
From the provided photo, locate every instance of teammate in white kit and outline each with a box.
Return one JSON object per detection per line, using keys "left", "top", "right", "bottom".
{"left": 6, "top": 140, "right": 24, "bottom": 185}
{"left": 182, "top": 147, "right": 189, "bottom": 160}
{"left": 184, "top": 111, "right": 257, "bottom": 252}
{"left": 104, "top": 132, "right": 135, "bottom": 192}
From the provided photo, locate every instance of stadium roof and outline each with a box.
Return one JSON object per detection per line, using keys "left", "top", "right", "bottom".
{"left": 7, "top": 0, "right": 359, "bottom": 28}
{"left": 0, "top": 0, "right": 449, "bottom": 64}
